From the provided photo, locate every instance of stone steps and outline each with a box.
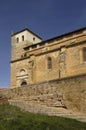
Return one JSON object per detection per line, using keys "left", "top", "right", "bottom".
{"left": 8, "top": 99, "right": 86, "bottom": 122}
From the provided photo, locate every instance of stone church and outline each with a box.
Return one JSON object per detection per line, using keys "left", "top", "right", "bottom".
{"left": 10, "top": 27, "right": 86, "bottom": 88}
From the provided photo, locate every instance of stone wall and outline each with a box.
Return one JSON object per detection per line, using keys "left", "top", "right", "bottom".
{"left": 2, "top": 74, "right": 86, "bottom": 116}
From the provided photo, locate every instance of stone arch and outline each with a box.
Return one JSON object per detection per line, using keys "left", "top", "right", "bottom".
{"left": 20, "top": 69, "right": 26, "bottom": 75}
{"left": 20, "top": 79, "right": 27, "bottom": 86}
{"left": 16, "top": 68, "right": 29, "bottom": 87}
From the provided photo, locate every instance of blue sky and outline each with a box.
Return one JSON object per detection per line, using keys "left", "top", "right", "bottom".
{"left": 0, "top": 0, "right": 86, "bottom": 88}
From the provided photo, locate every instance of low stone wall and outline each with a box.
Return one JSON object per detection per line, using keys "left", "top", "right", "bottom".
{"left": 1, "top": 74, "right": 86, "bottom": 115}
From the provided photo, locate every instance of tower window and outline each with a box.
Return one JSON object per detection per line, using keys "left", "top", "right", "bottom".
{"left": 22, "top": 35, "right": 24, "bottom": 41}
{"left": 16, "top": 37, "right": 19, "bottom": 43}
{"left": 33, "top": 37, "right": 35, "bottom": 41}
{"left": 47, "top": 57, "right": 52, "bottom": 69}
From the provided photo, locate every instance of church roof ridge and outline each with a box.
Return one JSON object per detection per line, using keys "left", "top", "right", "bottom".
{"left": 11, "top": 28, "right": 42, "bottom": 40}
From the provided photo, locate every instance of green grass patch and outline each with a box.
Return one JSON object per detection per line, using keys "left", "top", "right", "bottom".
{"left": 0, "top": 103, "right": 86, "bottom": 130}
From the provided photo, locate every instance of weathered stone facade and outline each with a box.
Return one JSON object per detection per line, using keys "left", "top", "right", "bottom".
{"left": 10, "top": 27, "right": 86, "bottom": 88}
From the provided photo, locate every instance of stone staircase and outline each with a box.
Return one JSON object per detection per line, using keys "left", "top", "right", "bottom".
{"left": 8, "top": 99, "right": 86, "bottom": 122}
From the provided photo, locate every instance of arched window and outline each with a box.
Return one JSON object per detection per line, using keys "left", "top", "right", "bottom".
{"left": 16, "top": 37, "right": 19, "bottom": 43}
{"left": 83, "top": 48, "right": 86, "bottom": 62}
{"left": 20, "top": 69, "right": 26, "bottom": 75}
{"left": 22, "top": 35, "right": 24, "bottom": 41}
{"left": 47, "top": 57, "right": 52, "bottom": 69}
{"left": 33, "top": 37, "right": 35, "bottom": 41}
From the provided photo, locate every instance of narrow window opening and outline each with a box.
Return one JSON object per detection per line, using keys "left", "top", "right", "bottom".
{"left": 47, "top": 57, "right": 52, "bottom": 69}
{"left": 16, "top": 37, "right": 19, "bottom": 43}
{"left": 22, "top": 35, "right": 24, "bottom": 41}
{"left": 33, "top": 37, "right": 35, "bottom": 41}
{"left": 83, "top": 48, "right": 86, "bottom": 62}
